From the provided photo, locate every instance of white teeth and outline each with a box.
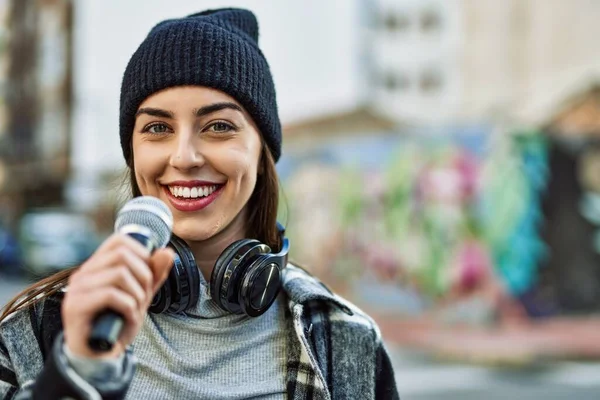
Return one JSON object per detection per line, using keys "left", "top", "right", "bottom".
{"left": 168, "top": 185, "right": 219, "bottom": 199}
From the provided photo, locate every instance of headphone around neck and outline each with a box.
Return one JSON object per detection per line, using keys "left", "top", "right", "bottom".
{"left": 149, "top": 222, "right": 290, "bottom": 317}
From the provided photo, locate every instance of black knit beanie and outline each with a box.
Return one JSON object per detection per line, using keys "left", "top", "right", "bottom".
{"left": 119, "top": 8, "right": 281, "bottom": 165}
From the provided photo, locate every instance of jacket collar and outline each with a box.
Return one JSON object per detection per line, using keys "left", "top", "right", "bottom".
{"left": 282, "top": 264, "right": 353, "bottom": 315}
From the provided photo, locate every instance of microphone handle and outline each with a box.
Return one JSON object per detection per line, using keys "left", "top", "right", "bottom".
{"left": 88, "top": 311, "right": 124, "bottom": 352}
{"left": 88, "top": 231, "right": 156, "bottom": 353}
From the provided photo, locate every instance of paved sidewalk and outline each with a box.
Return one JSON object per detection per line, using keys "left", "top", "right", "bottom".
{"left": 374, "top": 314, "right": 600, "bottom": 365}
{"left": 390, "top": 347, "right": 600, "bottom": 399}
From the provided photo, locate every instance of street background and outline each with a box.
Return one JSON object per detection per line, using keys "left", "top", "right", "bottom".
{"left": 2, "top": 1, "right": 600, "bottom": 398}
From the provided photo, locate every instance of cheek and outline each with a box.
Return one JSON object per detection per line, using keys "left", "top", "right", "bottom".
{"left": 228, "top": 145, "right": 260, "bottom": 187}
{"left": 211, "top": 145, "right": 260, "bottom": 206}
{"left": 132, "top": 142, "right": 166, "bottom": 193}
{"left": 133, "top": 160, "right": 151, "bottom": 194}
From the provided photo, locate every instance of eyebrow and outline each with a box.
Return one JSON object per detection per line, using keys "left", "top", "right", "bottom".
{"left": 194, "top": 102, "right": 244, "bottom": 118}
{"left": 135, "top": 107, "right": 173, "bottom": 119}
{"left": 135, "top": 102, "right": 244, "bottom": 120}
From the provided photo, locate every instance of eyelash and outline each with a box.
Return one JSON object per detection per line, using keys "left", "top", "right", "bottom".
{"left": 142, "top": 122, "right": 172, "bottom": 134}
{"left": 141, "top": 121, "right": 236, "bottom": 134}
{"left": 207, "top": 121, "right": 236, "bottom": 133}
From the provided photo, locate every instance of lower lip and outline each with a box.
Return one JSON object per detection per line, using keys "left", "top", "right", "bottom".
{"left": 163, "top": 185, "right": 224, "bottom": 212}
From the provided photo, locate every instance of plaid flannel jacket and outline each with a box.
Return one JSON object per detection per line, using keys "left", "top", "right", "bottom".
{"left": 0, "top": 264, "right": 399, "bottom": 399}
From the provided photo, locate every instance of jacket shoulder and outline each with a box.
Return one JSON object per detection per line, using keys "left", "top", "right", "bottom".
{"left": 284, "top": 264, "right": 383, "bottom": 342}
{"left": 327, "top": 291, "right": 383, "bottom": 341}
{"left": 0, "top": 291, "right": 64, "bottom": 360}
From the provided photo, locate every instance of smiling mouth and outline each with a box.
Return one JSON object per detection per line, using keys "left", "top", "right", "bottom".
{"left": 166, "top": 184, "right": 223, "bottom": 199}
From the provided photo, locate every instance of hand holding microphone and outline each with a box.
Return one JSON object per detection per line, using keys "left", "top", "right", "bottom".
{"left": 62, "top": 196, "right": 174, "bottom": 359}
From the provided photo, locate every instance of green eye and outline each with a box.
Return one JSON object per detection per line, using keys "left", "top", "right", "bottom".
{"left": 147, "top": 123, "right": 170, "bottom": 134}
{"left": 209, "top": 122, "right": 234, "bottom": 132}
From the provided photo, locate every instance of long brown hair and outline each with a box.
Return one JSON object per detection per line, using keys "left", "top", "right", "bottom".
{"left": 0, "top": 141, "right": 282, "bottom": 323}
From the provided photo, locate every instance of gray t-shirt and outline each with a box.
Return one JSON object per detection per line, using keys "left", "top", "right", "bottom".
{"left": 67, "top": 274, "right": 288, "bottom": 399}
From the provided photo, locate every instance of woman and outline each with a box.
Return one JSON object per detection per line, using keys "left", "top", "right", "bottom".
{"left": 0, "top": 8, "right": 399, "bottom": 400}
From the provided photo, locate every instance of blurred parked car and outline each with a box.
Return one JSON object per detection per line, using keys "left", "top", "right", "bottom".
{"left": 19, "top": 210, "right": 100, "bottom": 278}
{"left": 0, "top": 225, "right": 23, "bottom": 277}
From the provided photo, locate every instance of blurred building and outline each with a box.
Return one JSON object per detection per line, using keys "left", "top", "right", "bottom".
{"left": 532, "top": 86, "right": 600, "bottom": 313}
{"left": 281, "top": 0, "right": 600, "bottom": 315}
{"left": 369, "top": 0, "right": 600, "bottom": 126}
{"left": 0, "top": 0, "right": 72, "bottom": 231}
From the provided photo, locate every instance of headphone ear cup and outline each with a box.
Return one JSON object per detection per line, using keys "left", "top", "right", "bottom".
{"left": 166, "top": 235, "right": 200, "bottom": 313}
{"left": 210, "top": 239, "right": 254, "bottom": 313}
{"left": 239, "top": 255, "right": 282, "bottom": 317}
{"left": 210, "top": 239, "right": 267, "bottom": 314}
{"left": 149, "top": 257, "right": 175, "bottom": 314}
{"left": 150, "top": 235, "right": 200, "bottom": 314}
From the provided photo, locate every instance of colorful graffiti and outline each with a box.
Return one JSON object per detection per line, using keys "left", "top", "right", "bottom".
{"left": 281, "top": 129, "right": 550, "bottom": 316}
{"left": 480, "top": 133, "right": 549, "bottom": 297}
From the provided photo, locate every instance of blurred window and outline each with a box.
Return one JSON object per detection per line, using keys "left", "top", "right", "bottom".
{"left": 383, "top": 71, "right": 410, "bottom": 92}
{"left": 420, "top": 9, "right": 442, "bottom": 33}
{"left": 383, "top": 12, "right": 410, "bottom": 33}
{"left": 419, "top": 70, "right": 443, "bottom": 93}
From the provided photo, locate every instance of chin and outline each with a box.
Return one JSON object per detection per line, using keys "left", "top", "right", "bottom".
{"left": 172, "top": 219, "right": 222, "bottom": 242}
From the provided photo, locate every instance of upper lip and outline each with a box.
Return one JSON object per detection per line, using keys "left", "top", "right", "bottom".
{"left": 163, "top": 180, "right": 223, "bottom": 187}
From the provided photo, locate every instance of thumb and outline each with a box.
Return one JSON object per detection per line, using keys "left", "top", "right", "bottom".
{"left": 149, "top": 247, "right": 175, "bottom": 293}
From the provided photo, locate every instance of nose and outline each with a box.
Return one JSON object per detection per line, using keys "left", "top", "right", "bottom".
{"left": 169, "top": 130, "right": 204, "bottom": 170}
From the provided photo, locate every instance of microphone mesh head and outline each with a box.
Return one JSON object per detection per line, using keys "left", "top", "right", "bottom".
{"left": 115, "top": 196, "right": 173, "bottom": 248}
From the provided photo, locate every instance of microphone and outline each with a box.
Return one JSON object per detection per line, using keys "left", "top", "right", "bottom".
{"left": 88, "top": 196, "right": 173, "bottom": 353}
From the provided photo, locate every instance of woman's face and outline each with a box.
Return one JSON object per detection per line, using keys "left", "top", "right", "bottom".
{"left": 132, "top": 86, "right": 262, "bottom": 241}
